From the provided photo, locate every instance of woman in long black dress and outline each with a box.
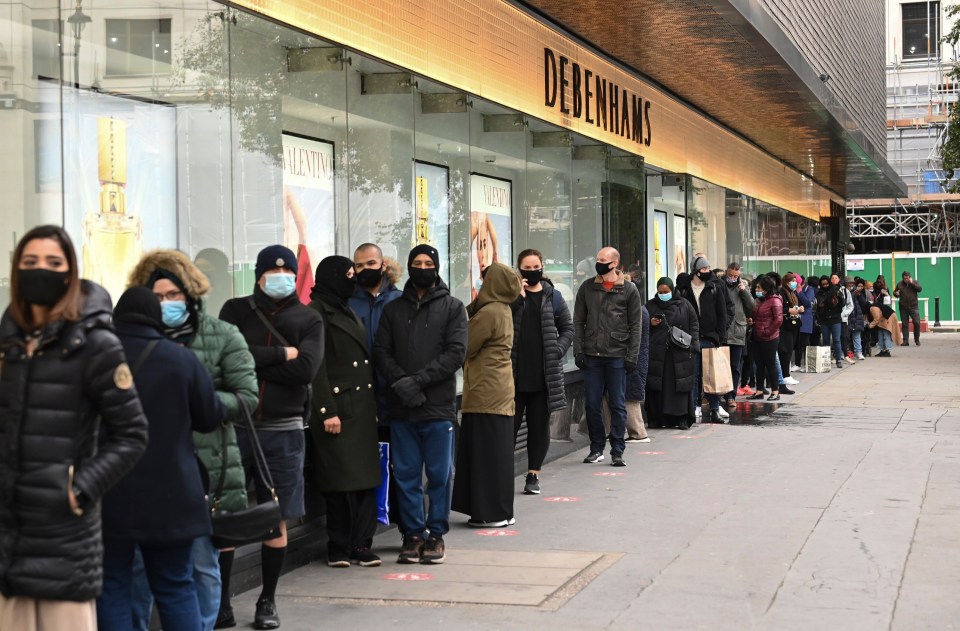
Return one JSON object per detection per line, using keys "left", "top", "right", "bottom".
{"left": 644, "top": 277, "right": 700, "bottom": 430}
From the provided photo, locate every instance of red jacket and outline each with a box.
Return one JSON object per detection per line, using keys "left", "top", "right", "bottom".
{"left": 752, "top": 294, "right": 783, "bottom": 341}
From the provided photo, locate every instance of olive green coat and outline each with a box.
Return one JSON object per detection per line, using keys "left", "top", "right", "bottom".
{"left": 462, "top": 263, "right": 522, "bottom": 416}
{"left": 308, "top": 298, "right": 381, "bottom": 493}
{"left": 190, "top": 312, "right": 259, "bottom": 512}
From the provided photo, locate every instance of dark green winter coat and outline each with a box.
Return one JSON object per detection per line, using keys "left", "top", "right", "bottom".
{"left": 308, "top": 297, "right": 381, "bottom": 493}
{"left": 189, "top": 311, "right": 258, "bottom": 512}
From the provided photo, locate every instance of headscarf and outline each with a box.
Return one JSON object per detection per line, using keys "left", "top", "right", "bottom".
{"left": 114, "top": 286, "right": 162, "bottom": 331}
{"left": 311, "top": 255, "right": 357, "bottom": 307}
{"left": 656, "top": 276, "right": 674, "bottom": 291}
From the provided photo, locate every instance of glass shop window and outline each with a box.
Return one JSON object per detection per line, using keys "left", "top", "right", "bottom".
{"left": 106, "top": 19, "right": 172, "bottom": 76}
{"left": 902, "top": 2, "right": 940, "bottom": 60}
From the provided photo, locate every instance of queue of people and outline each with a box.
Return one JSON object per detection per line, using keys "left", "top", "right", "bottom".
{"left": 0, "top": 226, "right": 926, "bottom": 631}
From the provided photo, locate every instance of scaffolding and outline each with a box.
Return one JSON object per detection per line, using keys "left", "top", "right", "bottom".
{"left": 846, "top": 1, "right": 960, "bottom": 252}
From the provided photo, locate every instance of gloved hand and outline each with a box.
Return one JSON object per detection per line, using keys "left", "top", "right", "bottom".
{"left": 405, "top": 391, "right": 427, "bottom": 408}
{"left": 625, "top": 362, "right": 637, "bottom": 373}
{"left": 575, "top": 354, "right": 586, "bottom": 370}
{"left": 393, "top": 376, "right": 423, "bottom": 405}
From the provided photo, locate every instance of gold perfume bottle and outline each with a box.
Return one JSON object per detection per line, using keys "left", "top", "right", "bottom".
{"left": 82, "top": 117, "right": 142, "bottom": 300}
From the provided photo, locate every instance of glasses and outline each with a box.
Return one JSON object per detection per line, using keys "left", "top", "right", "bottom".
{"left": 154, "top": 290, "right": 185, "bottom": 302}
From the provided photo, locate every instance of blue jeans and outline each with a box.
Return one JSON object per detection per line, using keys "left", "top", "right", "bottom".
{"left": 820, "top": 322, "right": 843, "bottom": 361}
{"left": 693, "top": 340, "right": 722, "bottom": 411}
{"left": 774, "top": 351, "right": 784, "bottom": 385}
{"left": 583, "top": 356, "right": 627, "bottom": 456}
{"left": 99, "top": 539, "right": 200, "bottom": 631}
{"left": 391, "top": 418, "right": 454, "bottom": 538}
{"left": 877, "top": 328, "right": 893, "bottom": 351}
{"left": 131, "top": 538, "right": 220, "bottom": 631}
{"left": 851, "top": 329, "right": 863, "bottom": 355}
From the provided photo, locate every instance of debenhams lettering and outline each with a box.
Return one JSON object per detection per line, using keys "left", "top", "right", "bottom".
{"left": 543, "top": 48, "right": 652, "bottom": 148}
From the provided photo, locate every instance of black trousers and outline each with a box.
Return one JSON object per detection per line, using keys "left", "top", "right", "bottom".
{"left": 752, "top": 338, "right": 779, "bottom": 392}
{"left": 778, "top": 327, "right": 798, "bottom": 377}
{"left": 795, "top": 332, "right": 811, "bottom": 367}
{"left": 323, "top": 487, "right": 378, "bottom": 557}
{"left": 514, "top": 390, "right": 551, "bottom": 471}
{"left": 900, "top": 306, "right": 921, "bottom": 343}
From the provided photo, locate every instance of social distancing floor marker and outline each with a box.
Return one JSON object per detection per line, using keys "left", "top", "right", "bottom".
{"left": 593, "top": 472, "right": 625, "bottom": 477}
{"left": 544, "top": 496, "right": 581, "bottom": 502}
{"left": 475, "top": 529, "right": 519, "bottom": 536}
{"left": 383, "top": 572, "right": 433, "bottom": 581}
{"left": 634, "top": 451, "right": 665, "bottom": 455}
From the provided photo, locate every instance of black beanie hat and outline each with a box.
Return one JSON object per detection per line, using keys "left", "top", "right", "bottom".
{"left": 408, "top": 244, "right": 440, "bottom": 270}
{"left": 114, "top": 286, "right": 162, "bottom": 331}
{"left": 255, "top": 245, "right": 298, "bottom": 282}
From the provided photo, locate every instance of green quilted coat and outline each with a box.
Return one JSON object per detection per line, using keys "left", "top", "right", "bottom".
{"left": 189, "top": 312, "right": 259, "bottom": 512}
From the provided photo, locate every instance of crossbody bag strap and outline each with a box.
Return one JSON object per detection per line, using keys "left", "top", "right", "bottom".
{"left": 130, "top": 339, "right": 160, "bottom": 376}
{"left": 233, "top": 392, "right": 278, "bottom": 499}
{"left": 212, "top": 417, "right": 229, "bottom": 510}
{"left": 247, "top": 296, "right": 290, "bottom": 347}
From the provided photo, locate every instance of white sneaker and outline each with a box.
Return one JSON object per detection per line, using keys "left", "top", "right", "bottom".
{"left": 844, "top": 356, "right": 856, "bottom": 364}
{"left": 790, "top": 364, "right": 801, "bottom": 372}
{"left": 782, "top": 376, "right": 800, "bottom": 385}
{"left": 717, "top": 406, "right": 729, "bottom": 419}
{"left": 856, "top": 353, "right": 865, "bottom": 360}
{"left": 695, "top": 407, "right": 702, "bottom": 419}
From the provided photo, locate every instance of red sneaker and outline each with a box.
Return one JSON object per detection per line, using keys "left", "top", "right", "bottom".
{"left": 741, "top": 386, "right": 755, "bottom": 395}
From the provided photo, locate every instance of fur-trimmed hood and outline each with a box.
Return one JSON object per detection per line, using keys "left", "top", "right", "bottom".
{"left": 127, "top": 249, "right": 211, "bottom": 299}
{"left": 383, "top": 256, "right": 403, "bottom": 286}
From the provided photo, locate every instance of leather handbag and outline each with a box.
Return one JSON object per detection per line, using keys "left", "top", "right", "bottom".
{"left": 668, "top": 324, "right": 693, "bottom": 351}
{"left": 210, "top": 394, "right": 282, "bottom": 548}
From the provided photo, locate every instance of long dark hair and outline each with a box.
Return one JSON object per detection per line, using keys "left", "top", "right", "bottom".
{"left": 758, "top": 275, "right": 777, "bottom": 297}
{"left": 781, "top": 272, "right": 798, "bottom": 306}
{"left": 9, "top": 225, "right": 83, "bottom": 330}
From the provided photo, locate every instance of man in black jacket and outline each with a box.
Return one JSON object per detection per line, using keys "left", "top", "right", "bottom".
{"left": 573, "top": 247, "right": 643, "bottom": 467}
{"left": 374, "top": 245, "right": 467, "bottom": 566}
{"left": 894, "top": 271, "right": 923, "bottom": 346}
{"left": 678, "top": 255, "right": 732, "bottom": 424}
{"left": 218, "top": 245, "right": 324, "bottom": 630}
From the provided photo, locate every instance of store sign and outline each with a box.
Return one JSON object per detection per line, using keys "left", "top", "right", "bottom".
{"left": 543, "top": 48, "right": 651, "bottom": 148}
{"left": 847, "top": 258, "right": 865, "bottom": 271}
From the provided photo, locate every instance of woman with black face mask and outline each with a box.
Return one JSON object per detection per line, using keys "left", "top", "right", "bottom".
{"left": 0, "top": 225, "right": 148, "bottom": 629}
{"left": 509, "top": 249, "right": 574, "bottom": 495}
{"left": 307, "top": 256, "right": 383, "bottom": 568}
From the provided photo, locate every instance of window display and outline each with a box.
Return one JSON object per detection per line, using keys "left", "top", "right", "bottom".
{"left": 469, "top": 174, "right": 513, "bottom": 300}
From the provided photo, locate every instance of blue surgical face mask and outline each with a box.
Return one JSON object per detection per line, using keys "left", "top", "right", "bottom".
{"left": 263, "top": 273, "right": 296, "bottom": 299}
{"left": 788, "top": 281, "right": 798, "bottom": 290}
{"left": 161, "top": 301, "right": 189, "bottom": 328}
{"left": 658, "top": 292, "right": 672, "bottom": 301}
{"left": 755, "top": 290, "right": 765, "bottom": 298}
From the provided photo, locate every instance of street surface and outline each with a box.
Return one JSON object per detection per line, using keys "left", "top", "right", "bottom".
{"left": 234, "top": 333, "right": 960, "bottom": 630}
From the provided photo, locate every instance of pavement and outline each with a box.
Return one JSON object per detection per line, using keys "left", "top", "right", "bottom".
{"left": 231, "top": 333, "right": 960, "bottom": 630}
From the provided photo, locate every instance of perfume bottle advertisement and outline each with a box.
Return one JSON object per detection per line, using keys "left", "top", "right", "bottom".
{"left": 653, "top": 210, "right": 667, "bottom": 281}
{"left": 60, "top": 92, "right": 177, "bottom": 301}
{"left": 674, "top": 214, "right": 687, "bottom": 276}
{"left": 413, "top": 160, "right": 450, "bottom": 282}
{"left": 469, "top": 173, "right": 513, "bottom": 301}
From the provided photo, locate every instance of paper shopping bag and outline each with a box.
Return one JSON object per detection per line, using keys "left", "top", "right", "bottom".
{"left": 702, "top": 346, "right": 733, "bottom": 394}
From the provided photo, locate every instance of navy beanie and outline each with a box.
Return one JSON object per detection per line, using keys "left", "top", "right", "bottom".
{"left": 408, "top": 244, "right": 440, "bottom": 270}
{"left": 255, "top": 245, "right": 298, "bottom": 281}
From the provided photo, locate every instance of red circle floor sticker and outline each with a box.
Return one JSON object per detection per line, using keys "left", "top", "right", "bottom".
{"left": 544, "top": 496, "right": 581, "bottom": 502}
{"left": 593, "top": 472, "right": 625, "bottom": 477}
{"left": 384, "top": 572, "right": 434, "bottom": 581}
{"left": 475, "top": 529, "right": 519, "bottom": 537}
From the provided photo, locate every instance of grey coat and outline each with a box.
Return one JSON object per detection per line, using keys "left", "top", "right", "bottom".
{"left": 723, "top": 280, "right": 756, "bottom": 346}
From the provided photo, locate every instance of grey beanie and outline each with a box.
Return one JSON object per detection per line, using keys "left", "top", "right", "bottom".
{"left": 692, "top": 255, "right": 711, "bottom": 271}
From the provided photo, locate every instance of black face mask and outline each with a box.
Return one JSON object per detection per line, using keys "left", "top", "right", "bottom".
{"left": 519, "top": 269, "right": 543, "bottom": 286}
{"left": 355, "top": 267, "right": 383, "bottom": 289}
{"left": 697, "top": 271, "right": 713, "bottom": 282}
{"left": 330, "top": 274, "right": 357, "bottom": 300}
{"left": 410, "top": 267, "right": 438, "bottom": 289}
{"left": 18, "top": 269, "right": 69, "bottom": 307}
{"left": 595, "top": 262, "right": 613, "bottom": 276}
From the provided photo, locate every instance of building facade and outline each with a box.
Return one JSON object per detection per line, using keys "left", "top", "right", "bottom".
{"left": 0, "top": 0, "right": 899, "bottom": 310}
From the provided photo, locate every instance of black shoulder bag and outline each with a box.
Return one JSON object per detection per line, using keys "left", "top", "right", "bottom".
{"left": 210, "top": 393, "right": 282, "bottom": 548}
{"left": 662, "top": 316, "right": 692, "bottom": 351}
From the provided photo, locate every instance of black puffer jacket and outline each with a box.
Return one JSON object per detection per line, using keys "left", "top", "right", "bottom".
{"left": 374, "top": 278, "right": 467, "bottom": 422}
{"left": 510, "top": 281, "right": 574, "bottom": 412}
{"left": 676, "top": 274, "right": 731, "bottom": 346}
{"left": 0, "top": 282, "right": 148, "bottom": 601}
{"left": 644, "top": 294, "right": 700, "bottom": 393}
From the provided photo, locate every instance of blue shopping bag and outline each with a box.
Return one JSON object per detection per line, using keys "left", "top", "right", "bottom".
{"left": 377, "top": 442, "right": 390, "bottom": 525}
